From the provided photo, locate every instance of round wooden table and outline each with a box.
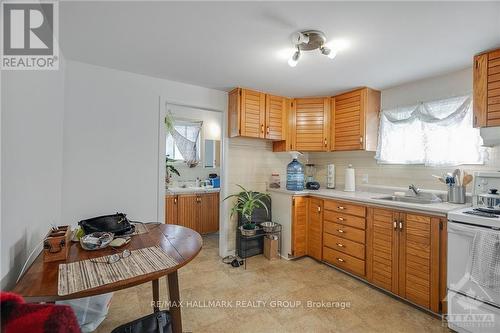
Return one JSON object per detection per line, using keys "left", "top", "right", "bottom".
{"left": 12, "top": 224, "right": 203, "bottom": 333}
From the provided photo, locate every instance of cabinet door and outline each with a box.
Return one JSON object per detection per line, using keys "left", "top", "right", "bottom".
{"left": 473, "top": 54, "right": 488, "bottom": 128}
{"left": 165, "top": 195, "right": 178, "bottom": 224}
{"left": 241, "top": 88, "right": 266, "bottom": 138}
{"left": 307, "top": 198, "right": 323, "bottom": 260}
{"left": 332, "top": 89, "right": 364, "bottom": 151}
{"left": 200, "top": 193, "right": 219, "bottom": 234}
{"left": 292, "top": 196, "right": 308, "bottom": 257}
{"left": 367, "top": 208, "right": 399, "bottom": 294}
{"left": 265, "top": 94, "right": 287, "bottom": 140}
{"left": 294, "top": 98, "right": 330, "bottom": 151}
{"left": 398, "top": 213, "right": 440, "bottom": 312}
{"left": 487, "top": 49, "right": 500, "bottom": 126}
{"left": 228, "top": 88, "right": 241, "bottom": 137}
{"left": 177, "top": 194, "right": 200, "bottom": 232}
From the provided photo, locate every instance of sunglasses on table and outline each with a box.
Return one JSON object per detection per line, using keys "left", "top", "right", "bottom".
{"left": 90, "top": 249, "right": 131, "bottom": 264}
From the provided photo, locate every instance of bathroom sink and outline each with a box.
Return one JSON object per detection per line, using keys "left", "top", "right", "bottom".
{"left": 373, "top": 196, "right": 441, "bottom": 204}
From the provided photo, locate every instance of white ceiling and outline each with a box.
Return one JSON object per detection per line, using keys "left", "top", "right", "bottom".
{"left": 60, "top": 1, "right": 500, "bottom": 97}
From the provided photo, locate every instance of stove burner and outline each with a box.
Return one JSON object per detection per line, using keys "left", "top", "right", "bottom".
{"left": 475, "top": 207, "right": 500, "bottom": 215}
{"left": 464, "top": 210, "right": 500, "bottom": 218}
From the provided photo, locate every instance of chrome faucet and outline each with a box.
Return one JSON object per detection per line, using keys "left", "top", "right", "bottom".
{"left": 409, "top": 184, "right": 420, "bottom": 196}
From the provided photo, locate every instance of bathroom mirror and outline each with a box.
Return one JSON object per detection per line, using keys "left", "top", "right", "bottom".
{"left": 204, "top": 140, "right": 220, "bottom": 168}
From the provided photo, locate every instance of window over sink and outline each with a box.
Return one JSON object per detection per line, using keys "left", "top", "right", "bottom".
{"left": 375, "top": 95, "right": 486, "bottom": 166}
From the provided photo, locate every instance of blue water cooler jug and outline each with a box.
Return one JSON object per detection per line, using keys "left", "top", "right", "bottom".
{"left": 286, "top": 152, "right": 304, "bottom": 191}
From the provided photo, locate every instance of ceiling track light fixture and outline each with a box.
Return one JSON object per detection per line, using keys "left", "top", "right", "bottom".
{"left": 288, "top": 30, "right": 337, "bottom": 67}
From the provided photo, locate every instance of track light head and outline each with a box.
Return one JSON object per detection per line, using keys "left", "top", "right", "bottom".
{"left": 288, "top": 49, "right": 301, "bottom": 67}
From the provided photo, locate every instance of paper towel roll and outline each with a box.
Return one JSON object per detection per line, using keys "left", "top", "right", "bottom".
{"left": 344, "top": 164, "right": 355, "bottom": 192}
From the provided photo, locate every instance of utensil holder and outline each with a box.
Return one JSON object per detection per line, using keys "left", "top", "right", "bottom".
{"left": 448, "top": 186, "right": 465, "bottom": 204}
{"left": 43, "top": 226, "right": 71, "bottom": 262}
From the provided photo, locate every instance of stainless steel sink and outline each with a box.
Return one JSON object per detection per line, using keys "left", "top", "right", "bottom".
{"left": 373, "top": 196, "right": 440, "bottom": 204}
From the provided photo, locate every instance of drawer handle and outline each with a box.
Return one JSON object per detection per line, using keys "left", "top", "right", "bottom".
{"left": 337, "top": 217, "right": 345, "bottom": 221}
{"left": 336, "top": 243, "right": 344, "bottom": 247}
{"left": 337, "top": 229, "right": 345, "bottom": 233}
{"left": 336, "top": 258, "right": 345, "bottom": 262}
{"left": 337, "top": 206, "right": 345, "bottom": 210}
{"left": 393, "top": 220, "right": 397, "bottom": 229}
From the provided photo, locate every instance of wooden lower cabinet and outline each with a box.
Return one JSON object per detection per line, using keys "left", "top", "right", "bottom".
{"left": 366, "top": 208, "right": 398, "bottom": 293}
{"left": 322, "top": 200, "right": 367, "bottom": 278}
{"left": 166, "top": 192, "right": 219, "bottom": 234}
{"left": 291, "top": 196, "right": 308, "bottom": 257}
{"left": 177, "top": 194, "right": 200, "bottom": 231}
{"left": 307, "top": 198, "right": 323, "bottom": 260}
{"left": 291, "top": 196, "right": 446, "bottom": 314}
{"left": 200, "top": 193, "right": 219, "bottom": 234}
{"left": 165, "top": 195, "right": 178, "bottom": 225}
{"left": 398, "top": 213, "right": 440, "bottom": 312}
{"left": 366, "top": 208, "right": 442, "bottom": 313}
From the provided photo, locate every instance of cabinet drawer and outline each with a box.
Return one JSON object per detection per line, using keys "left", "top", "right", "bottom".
{"left": 324, "top": 200, "right": 366, "bottom": 217}
{"left": 324, "top": 221, "right": 365, "bottom": 244}
{"left": 323, "top": 247, "right": 365, "bottom": 277}
{"left": 324, "top": 233, "right": 365, "bottom": 260}
{"left": 324, "top": 211, "right": 366, "bottom": 230}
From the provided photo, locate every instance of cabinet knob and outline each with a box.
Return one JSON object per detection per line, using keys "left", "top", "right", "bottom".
{"left": 261, "top": 124, "right": 264, "bottom": 133}
{"left": 337, "top": 217, "right": 344, "bottom": 221}
{"left": 324, "top": 138, "right": 327, "bottom": 147}
{"left": 266, "top": 126, "right": 270, "bottom": 134}
{"left": 337, "top": 258, "right": 345, "bottom": 263}
{"left": 337, "top": 229, "right": 345, "bottom": 233}
{"left": 337, "top": 206, "right": 345, "bottom": 210}
{"left": 399, "top": 221, "right": 403, "bottom": 230}
{"left": 317, "top": 206, "right": 321, "bottom": 213}
{"left": 174, "top": 198, "right": 177, "bottom": 204}
{"left": 336, "top": 243, "right": 344, "bottom": 248}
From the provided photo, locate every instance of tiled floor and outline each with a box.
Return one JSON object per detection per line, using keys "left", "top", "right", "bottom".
{"left": 96, "top": 234, "right": 449, "bottom": 333}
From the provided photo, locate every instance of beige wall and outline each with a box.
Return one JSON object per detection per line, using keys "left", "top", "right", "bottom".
{"left": 307, "top": 149, "right": 499, "bottom": 192}
{"left": 225, "top": 137, "right": 293, "bottom": 250}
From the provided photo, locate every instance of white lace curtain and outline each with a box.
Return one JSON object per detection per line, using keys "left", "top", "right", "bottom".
{"left": 165, "top": 110, "right": 202, "bottom": 167}
{"left": 375, "top": 95, "right": 486, "bottom": 166}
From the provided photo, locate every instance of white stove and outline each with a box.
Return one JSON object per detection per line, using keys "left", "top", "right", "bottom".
{"left": 448, "top": 207, "right": 500, "bottom": 229}
{"left": 447, "top": 171, "right": 500, "bottom": 333}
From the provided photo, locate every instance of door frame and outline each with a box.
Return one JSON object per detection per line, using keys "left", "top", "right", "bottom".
{"left": 157, "top": 97, "right": 229, "bottom": 257}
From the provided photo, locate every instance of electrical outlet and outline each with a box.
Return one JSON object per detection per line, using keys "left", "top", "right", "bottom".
{"left": 362, "top": 174, "right": 369, "bottom": 184}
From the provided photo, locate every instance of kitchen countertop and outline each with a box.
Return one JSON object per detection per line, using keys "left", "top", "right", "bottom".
{"left": 166, "top": 187, "right": 221, "bottom": 195}
{"left": 268, "top": 188, "right": 470, "bottom": 216}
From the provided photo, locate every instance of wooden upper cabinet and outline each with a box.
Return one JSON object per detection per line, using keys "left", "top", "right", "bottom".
{"left": 241, "top": 88, "right": 266, "bottom": 138}
{"left": 473, "top": 48, "right": 500, "bottom": 127}
{"left": 292, "top": 196, "right": 308, "bottom": 257}
{"left": 331, "top": 87, "right": 380, "bottom": 151}
{"left": 265, "top": 95, "right": 287, "bottom": 140}
{"left": 293, "top": 97, "right": 330, "bottom": 151}
{"left": 228, "top": 88, "right": 287, "bottom": 140}
{"left": 307, "top": 198, "right": 323, "bottom": 260}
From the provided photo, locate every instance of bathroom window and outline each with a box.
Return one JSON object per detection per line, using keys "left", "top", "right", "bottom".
{"left": 166, "top": 121, "right": 202, "bottom": 163}
{"left": 375, "top": 95, "right": 486, "bottom": 166}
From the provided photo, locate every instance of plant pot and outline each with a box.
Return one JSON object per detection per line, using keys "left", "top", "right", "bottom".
{"left": 239, "top": 225, "right": 258, "bottom": 236}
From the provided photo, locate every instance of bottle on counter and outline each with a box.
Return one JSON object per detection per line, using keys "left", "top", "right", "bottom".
{"left": 286, "top": 152, "right": 304, "bottom": 191}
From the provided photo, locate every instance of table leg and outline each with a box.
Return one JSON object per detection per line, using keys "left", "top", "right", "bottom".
{"left": 167, "top": 271, "right": 182, "bottom": 333}
{"left": 152, "top": 279, "right": 159, "bottom": 312}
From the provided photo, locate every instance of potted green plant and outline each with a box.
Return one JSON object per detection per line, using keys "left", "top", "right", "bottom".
{"left": 224, "top": 185, "right": 270, "bottom": 236}
{"left": 166, "top": 156, "right": 180, "bottom": 187}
